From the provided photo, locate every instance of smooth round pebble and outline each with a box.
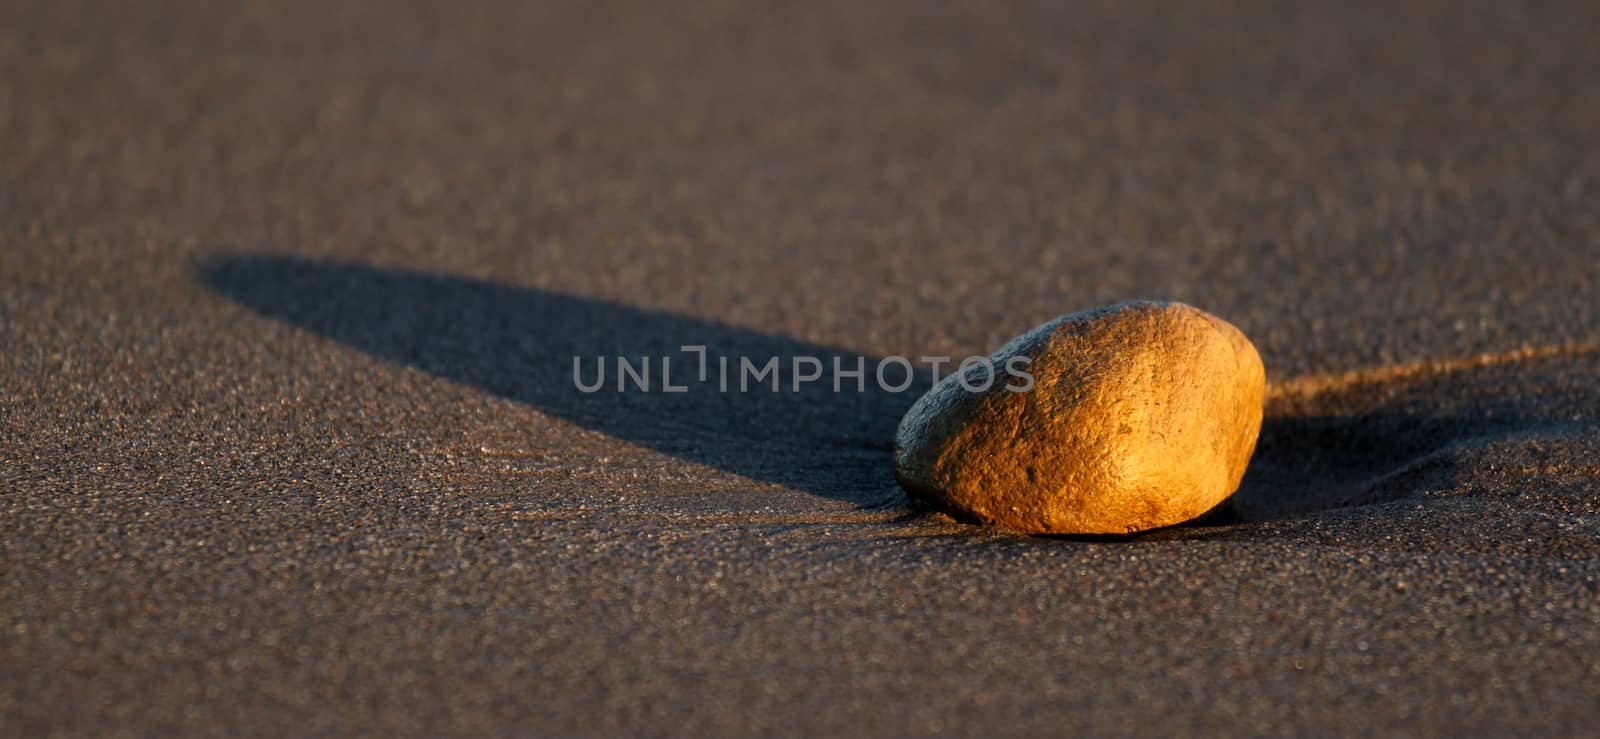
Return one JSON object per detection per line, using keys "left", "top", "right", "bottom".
{"left": 894, "top": 301, "right": 1266, "bottom": 535}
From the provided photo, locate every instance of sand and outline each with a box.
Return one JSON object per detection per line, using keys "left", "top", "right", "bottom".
{"left": 3, "top": 0, "right": 1599, "bottom": 735}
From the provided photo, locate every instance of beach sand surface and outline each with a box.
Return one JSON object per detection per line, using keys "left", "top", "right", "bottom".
{"left": 3, "top": 0, "right": 1599, "bottom": 735}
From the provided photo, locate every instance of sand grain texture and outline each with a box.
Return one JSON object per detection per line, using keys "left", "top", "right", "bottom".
{"left": 3, "top": 0, "right": 1600, "bottom": 736}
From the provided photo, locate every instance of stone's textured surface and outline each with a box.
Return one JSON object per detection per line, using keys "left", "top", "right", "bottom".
{"left": 895, "top": 301, "right": 1266, "bottom": 535}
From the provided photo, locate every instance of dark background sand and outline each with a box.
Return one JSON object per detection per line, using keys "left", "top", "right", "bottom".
{"left": 3, "top": 0, "right": 1599, "bottom": 735}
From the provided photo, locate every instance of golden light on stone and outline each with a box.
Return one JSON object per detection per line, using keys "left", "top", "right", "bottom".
{"left": 895, "top": 301, "right": 1266, "bottom": 535}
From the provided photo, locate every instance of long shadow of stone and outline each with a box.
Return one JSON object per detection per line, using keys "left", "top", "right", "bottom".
{"left": 201, "top": 255, "right": 929, "bottom": 506}
{"left": 201, "top": 255, "right": 1600, "bottom": 528}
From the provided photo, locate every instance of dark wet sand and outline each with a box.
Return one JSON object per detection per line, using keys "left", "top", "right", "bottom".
{"left": 4, "top": 0, "right": 1599, "bottom": 735}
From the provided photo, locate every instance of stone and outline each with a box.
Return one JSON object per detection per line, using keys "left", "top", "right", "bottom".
{"left": 894, "top": 301, "right": 1265, "bottom": 535}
